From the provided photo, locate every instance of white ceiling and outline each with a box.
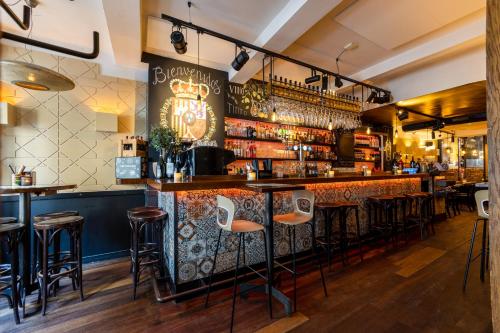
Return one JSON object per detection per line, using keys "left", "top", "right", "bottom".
{"left": 0, "top": 0, "right": 487, "bottom": 91}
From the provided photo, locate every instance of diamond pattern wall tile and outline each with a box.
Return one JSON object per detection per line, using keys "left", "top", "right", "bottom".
{"left": 0, "top": 45, "right": 146, "bottom": 191}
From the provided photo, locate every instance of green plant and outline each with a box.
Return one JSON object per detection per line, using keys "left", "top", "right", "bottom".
{"left": 150, "top": 126, "right": 181, "bottom": 156}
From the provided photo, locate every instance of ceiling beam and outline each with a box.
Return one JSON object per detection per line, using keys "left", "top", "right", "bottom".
{"left": 229, "top": 0, "right": 354, "bottom": 84}
{"left": 347, "top": 13, "right": 485, "bottom": 87}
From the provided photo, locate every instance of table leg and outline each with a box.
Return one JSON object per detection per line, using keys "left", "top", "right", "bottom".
{"left": 19, "top": 192, "right": 34, "bottom": 294}
{"left": 264, "top": 192, "right": 274, "bottom": 318}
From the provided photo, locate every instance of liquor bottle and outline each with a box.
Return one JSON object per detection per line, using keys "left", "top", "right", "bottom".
{"left": 166, "top": 156, "right": 174, "bottom": 179}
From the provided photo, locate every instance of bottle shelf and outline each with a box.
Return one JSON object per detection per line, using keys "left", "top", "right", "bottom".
{"left": 224, "top": 116, "right": 334, "bottom": 132}
{"left": 354, "top": 145, "right": 380, "bottom": 150}
{"left": 232, "top": 157, "right": 336, "bottom": 162}
{"left": 225, "top": 136, "right": 282, "bottom": 143}
{"left": 355, "top": 159, "right": 381, "bottom": 163}
{"left": 225, "top": 135, "right": 334, "bottom": 147}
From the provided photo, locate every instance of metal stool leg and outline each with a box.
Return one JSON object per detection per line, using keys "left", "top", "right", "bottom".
{"left": 463, "top": 219, "right": 479, "bottom": 291}
{"left": 355, "top": 207, "right": 363, "bottom": 261}
{"left": 10, "top": 232, "right": 20, "bottom": 324}
{"left": 77, "top": 224, "right": 84, "bottom": 301}
{"left": 309, "top": 221, "right": 327, "bottom": 297}
{"left": 41, "top": 230, "right": 49, "bottom": 316}
{"left": 291, "top": 226, "right": 297, "bottom": 312}
{"left": 230, "top": 233, "right": 243, "bottom": 333}
{"left": 480, "top": 219, "right": 488, "bottom": 283}
{"left": 132, "top": 222, "right": 140, "bottom": 300}
{"left": 261, "top": 229, "right": 273, "bottom": 319}
{"left": 205, "top": 228, "right": 222, "bottom": 308}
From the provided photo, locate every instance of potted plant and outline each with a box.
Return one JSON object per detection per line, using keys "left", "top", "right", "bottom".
{"left": 150, "top": 126, "right": 181, "bottom": 178}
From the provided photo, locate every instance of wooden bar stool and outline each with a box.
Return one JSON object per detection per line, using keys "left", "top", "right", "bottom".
{"left": 0, "top": 221, "right": 24, "bottom": 324}
{"left": 463, "top": 190, "right": 489, "bottom": 291}
{"left": 315, "top": 201, "right": 363, "bottom": 269}
{"left": 367, "top": 195, "right": 397, "bottom": 245}
{"left": 33, "top": 211, "right": 79, "bottom": 289}
{"left": 0, "top": 217, "right": 17, "bottom": 224}
{"left": 392, "top": 195, "right": 410, "bottom": 244}
{"left": 273, "top": 190, "right": 327, "bottom": 312}
{"left": 128, "top": 209, "right": 167, "bottom": 300}
{"left": 127, "top": 206, "right": 161, "bottom": 272}
{"left": 205, "top": 195, "right": 270, "bottom": 333}
{"left": 405, "top": 192, "right": 434, "bottom": 240}
{"left": 34, "top": 215, "right": 84, "bottom": 315}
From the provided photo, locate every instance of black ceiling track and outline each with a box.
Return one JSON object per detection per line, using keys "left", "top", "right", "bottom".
{"left": 1, "top": 31, "right": 100, "bottom": 59}
{"left": 0, "top": 0, "right": 30, "bottom": 30}
{"left": 160, "top": 13, "right": 391, "bottom": 95}
{"left": 402, "top": 113, "right": 486, "bottom": 132}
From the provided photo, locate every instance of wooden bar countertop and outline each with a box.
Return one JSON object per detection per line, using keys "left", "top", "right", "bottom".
{"left": 124, "top": 173, "right": 428, "bottom": 192}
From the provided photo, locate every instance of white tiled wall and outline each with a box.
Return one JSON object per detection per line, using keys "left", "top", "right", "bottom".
{"left": 0, "top": 45, "right": 147, "bottom": 191}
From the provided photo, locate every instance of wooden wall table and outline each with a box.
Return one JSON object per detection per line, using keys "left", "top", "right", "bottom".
{"left": 0, "top": 184, "right": 77, "bottom": 293}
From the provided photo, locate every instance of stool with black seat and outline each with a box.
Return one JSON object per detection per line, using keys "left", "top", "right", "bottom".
{"left": 0, "top": 220, "right": 24, "bottom": 324}
{"left": 33, "top": 211, "right": 79, "bottom": 291}
{"left": 204, "top": 195, "right": 271, "bottom": 333}
{"left": 34, "top": 215, "right": 84, "bottom": 315}
{"left": 128, "top": 209, "right": 167, "bottom": 300}
{"left": 367, "top": 195, "right": 397, "bottom": 246}
{"left": 127, "top": 207, "right": 162, "bottom": 273}
{"left": 454, "top": 183, "right": 475, "bottom": 212}
{"left": 405, "top": 192, "right": 434, "bottom": 240}
{"left": 273, "top": 190, "right": 327, "bottom": 313}
{"left": 315, "top": 201, "right": 363, "bottom": 269}
{"left": 463, "top": 190, "right": 489, "bottom": 291}
{"left": 392, "top": 194, "right": 411, "bottom": 244}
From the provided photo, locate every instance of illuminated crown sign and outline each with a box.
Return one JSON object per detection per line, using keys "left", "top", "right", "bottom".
{"left": 169, "top": 78, "right": 209, "bottom": 100}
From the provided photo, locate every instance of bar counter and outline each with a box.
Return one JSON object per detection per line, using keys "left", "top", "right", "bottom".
{"left": 151, "top": 173, "right": 425, "bottom": 291}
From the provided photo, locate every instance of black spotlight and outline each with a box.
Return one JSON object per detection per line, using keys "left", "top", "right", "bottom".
{"left": 231, "top": 48, "right": 249, "bottom": 71}
{"left": 321, "top": 74, "right": 329, "bottom": 91}
{"left": 366, "top": 90, "right": 377, "bottom": 103}
{"left": 334, "top": 75, "right": 343, "bottom": 88}
{"left": 397, "top": 109, "right": 409, "bottom": 121}
{"left": 431, "top": 131, "right": 435, "bottom": 139}
{"left": 451, "top": 135, "right": 455, "bottom": 143}
{"left": 432, "top": 119, "right": 445, "bottom": 131}
{"left": 171, "top": 30, "right": 187, "bottom": 54}
{"left": 305, "top": 70, "right": 320, "bottom": 84}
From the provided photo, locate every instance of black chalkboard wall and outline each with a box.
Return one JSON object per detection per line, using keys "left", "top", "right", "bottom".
{"left": 226, "top": 79, "right": 268, "bottom": 120}
{"left": 142, "top": 52, "right": 228, "bottom": 148}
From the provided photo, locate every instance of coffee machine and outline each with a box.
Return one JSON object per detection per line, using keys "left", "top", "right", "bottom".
{"left": 183, "top": 146, "right": 235, "bottom": 176}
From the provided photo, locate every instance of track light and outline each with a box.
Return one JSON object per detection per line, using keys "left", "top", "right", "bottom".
{"left": 334, "top": 75, "right": 343, "bottom": 88}
{"left": 366, "top": 90, "right": 377, "bottom": 103}
{"left": 171, "top": 29, "right": 187, "bottom": 54}
{"left": 321, "top": 74, "right": 329, "bottom": 91}
{"left": 395, "top": 128, "right": 399, "bottom": 138}
{"left": 397, "top": 109, "right": 409, "bottom": 121}
{"left": 231, "top": 47, "right": 249, "bottom": 71}
{"left": 197, "top": 93, "right": 202, "bottom": 111}
{"left": 431, "top": 131, "right": 435, "bottom": 139}
{"left": 451, "top": 135, "right": 455, "bottom": 143}
{"left": 432, "top": 120, "right": 445, "bottom": 131}
{"left": 305, "top": 70, "right": 320, "bottom": 84}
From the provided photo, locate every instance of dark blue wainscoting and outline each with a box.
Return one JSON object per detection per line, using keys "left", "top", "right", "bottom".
{"left": 0, "top": 190, "right": 145, "bottom": 263}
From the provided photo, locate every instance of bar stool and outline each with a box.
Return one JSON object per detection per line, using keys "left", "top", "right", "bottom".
{"left": 463, "top": 190, "right": 489, "bottom": 291}
{"left": 127, "top": 206, "right": 161, "bottom": 272}
{"left": 315, "top": 201, "right": 363, "bottom": 269}
{"left": 367, "top": 195, "right": 396, "bottom": 245}
{"left": 0, "top": 217, "right": 17, "bottom": 224}
{"left": 273, "top": 190, "right": 327, "bottom": 312}
{"left": 34, "top": 215, "right": 84, "bottom": 315}
{"left": 405, "top": 192, "right": 434, "bottom": 240}
{"left": 0, "top": 220, "right": 24, "bottom": 324}
{"left": 128, "top": 209, "right": 167, "bottom": 300}
{"left": 445, "top": 189, "right": 460, "bottom": 218}
{"left": 33, "top": 211, "right": 79, "bottom": 289}
{"left": 392, "top": 195, "right": 410, "bottom": 244}
{"left": 205, "top": 195, "right": 270, "bottom": 333}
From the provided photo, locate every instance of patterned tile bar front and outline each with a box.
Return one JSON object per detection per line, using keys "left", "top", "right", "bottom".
{"left": 158, "top": 177, "right": 421, "bottom": 286}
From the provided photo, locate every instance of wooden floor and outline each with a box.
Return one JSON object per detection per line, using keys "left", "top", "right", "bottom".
{"left": 0, "top": 211, "right": 492, "bottom": 333}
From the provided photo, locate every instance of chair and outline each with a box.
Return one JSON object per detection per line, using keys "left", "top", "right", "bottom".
{"left": 205, "top": 195, "right": 270, "bottom": 333}
{"left": 405, "top": 192, "right": 434, "bottom": 240}
{"left": 34, "top": 215, "right": 85, "bottom": 315}
{"left": 454, "top": 183, "right": 475, "bottom": 212}
{"left": 463, "top": 190, "right": 489, "bottom": 291}
{"left": 273, "top": 190, "right": 327, "bottom": 312}
{"left": 0, "top": 221, "right": 24, "bottom": 324}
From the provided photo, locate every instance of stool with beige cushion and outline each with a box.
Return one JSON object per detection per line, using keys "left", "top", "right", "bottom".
{"left": 273, "top": 190, "right": 327, "bottom": 312}
{"left": 463, "top": 190, "right": 489, "bottom": 291}
{"left": 205, "top": 195, "right": 271, "bottom": 333}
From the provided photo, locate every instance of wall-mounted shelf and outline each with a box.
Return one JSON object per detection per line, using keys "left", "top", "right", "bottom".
{"left": 225, "top": 136, "right": 282, "bottom": 143}
{"left": 355, "top": 159, "right": 380, "bottom": 163}
{"left": 354, "top": 145, "right": 380, "bottom": 150}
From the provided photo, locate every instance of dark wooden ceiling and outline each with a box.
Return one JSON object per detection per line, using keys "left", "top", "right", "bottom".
{"left": 361, "top": 81, "right": 486, "bottom": 127}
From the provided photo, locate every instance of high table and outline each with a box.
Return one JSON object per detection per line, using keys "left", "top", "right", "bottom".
{"left": 0, "top": 184, "right": 77, "bottom": 293}
{"left": 242, "top": 183, "right": 305, "bottom": 317}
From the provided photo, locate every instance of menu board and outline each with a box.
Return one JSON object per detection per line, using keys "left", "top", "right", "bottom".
{"left": 226, "top": 79, "right": 268, "bottom": 120}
